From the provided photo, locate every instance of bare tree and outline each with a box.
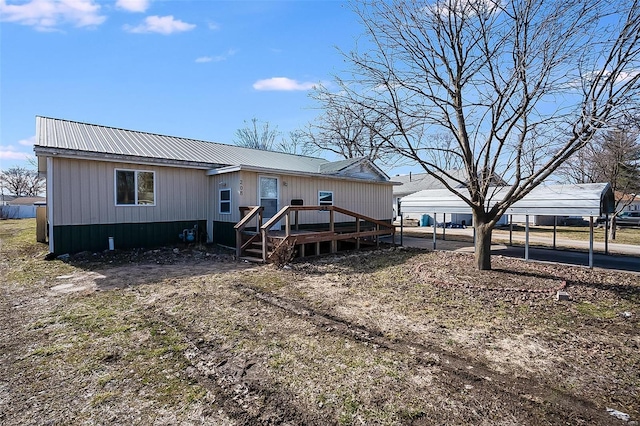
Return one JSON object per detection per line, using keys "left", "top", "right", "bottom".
{"left": 327, "top": 0, "right": 640, "bottom": 269}
{"left": 276, "top": 129, "right": 313, "bottom": 156}
{"left": 306, "top": 85, "right": 400, "bottom": 168}
{"left": 234, "top": 118, "right": 279, "bottom": 151}
{"left": 562, "top": 126, "right": 640, "bottom": 238}
{"left": 0, "top": 166, "right": 45, "bottom": 197}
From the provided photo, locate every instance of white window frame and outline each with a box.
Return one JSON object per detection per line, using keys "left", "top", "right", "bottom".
{"left": 318, "top": 190, "right": 334, "bottom": 206}
{"left": 219, "top": 188, "right": 231, "bottom": 214}
{"left": 114, "top": 168, "right": 156, "bottom": 206}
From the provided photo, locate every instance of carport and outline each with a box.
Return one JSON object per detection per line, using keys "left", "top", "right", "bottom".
{"left": 400, "top": 183, "right": 616, "bottom": 268}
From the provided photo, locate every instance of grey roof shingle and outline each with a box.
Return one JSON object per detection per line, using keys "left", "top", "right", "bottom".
{"left": 35, "top": 116, "right": 331, "bottom": 173}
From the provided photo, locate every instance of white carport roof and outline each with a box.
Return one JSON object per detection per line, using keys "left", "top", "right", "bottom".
{"left": 401, "top": 183, "right": 615, "bottom": 217}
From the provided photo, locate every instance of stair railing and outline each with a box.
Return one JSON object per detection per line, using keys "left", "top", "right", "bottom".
{"left": 234, "top": 206, "right": 264, "bottom": 258}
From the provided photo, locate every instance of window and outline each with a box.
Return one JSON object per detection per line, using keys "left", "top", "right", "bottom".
{"left": 115, "top": 169, "right": 155, "bottom": 206}
{"left": 219, "top": 188, "right": 231, "bottom": 214}
{"left": 318, "top": 190, "right": 333, "bottom": 206}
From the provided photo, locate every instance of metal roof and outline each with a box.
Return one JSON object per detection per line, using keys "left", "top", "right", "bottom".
{"left": 34, "top": 116, "right": 331, "bottom": 174}
{"left": 392, "top": 170, "right": 467, "bottom": 196}
{"left": 401, "top": 183, "right": 615, "bottom": 217}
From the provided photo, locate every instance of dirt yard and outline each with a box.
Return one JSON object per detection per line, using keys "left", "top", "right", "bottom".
{"left": 1, "top": 219, "right": 638, "bottom": 425}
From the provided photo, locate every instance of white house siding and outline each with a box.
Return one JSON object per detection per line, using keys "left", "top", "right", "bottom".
{"left": 209, "top": 170, "right": 393, "bottom": 224}
{"left": 51, "top": 157, "right": 209, "bottom": 226}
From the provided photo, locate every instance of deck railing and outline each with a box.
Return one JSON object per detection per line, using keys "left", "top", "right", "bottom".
{"left": 257, "top": 205, "right": 395, "bottom": 262}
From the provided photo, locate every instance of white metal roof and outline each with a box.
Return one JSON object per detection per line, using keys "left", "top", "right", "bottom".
{"left": 401, "top": 183, "right": 615, "bottom": 217}
{"left": 33, "top": 116, "right": 353, "bottom": 175}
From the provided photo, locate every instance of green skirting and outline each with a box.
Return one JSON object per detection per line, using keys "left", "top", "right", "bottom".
{"left": 52, "top": 220, "right": 207, "bottom": 254}
{"left": 211, "top": 221, "right": 236, "bottom": 248}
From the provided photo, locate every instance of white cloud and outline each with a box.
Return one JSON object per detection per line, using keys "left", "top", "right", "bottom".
{"left": 253, "top": 77, "right": 317, "bottom": 91}
{"left": 0, "top": 145, "right": 31, "bottom": 161}
{"left": 115, "top": 0, "right": 149, "bottom": 13}
{"left": 0, "top": 0, "right": 106, "bottom": 31}
{"left": 18, "top": 136, "right": 36, "bottom": 146}
{"left": 124, "top": 15, "right": 195, "bottom": 34}
{"left": 207, "top": 21, "right": 219, "bottom": 30}
{"left": 195, "top": 49, "right": 236, "bottom": 63}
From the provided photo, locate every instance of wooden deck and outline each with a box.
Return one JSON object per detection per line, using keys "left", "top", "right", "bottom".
{"left": 235, "top": 205, "right": 395, "bottom": 263}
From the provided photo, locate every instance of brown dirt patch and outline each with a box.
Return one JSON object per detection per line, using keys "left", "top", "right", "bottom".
{"left": 1, "top": 220, "right": 638, "bottom": 425}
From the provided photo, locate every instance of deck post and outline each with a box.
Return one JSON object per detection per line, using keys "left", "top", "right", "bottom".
{"left": 261, "top": 229, "right": 267, "bottom": 262}
{"left": 295, "top": 210, "right": 299, "bottom": 231}
{"left": 356, "top": 218, "right": 361, "bottom": 249}
{"left": 376, "top": 224, "right": 380, "bottom": 248}
{"left": 330, "top": 209, "right": 336, "bottom": 253}
{"left": 236, "top": 229, "right": 242, "bottom": 258}
{"left": 285, "top": 211, "right": 291, "bottom": 237}
{"left": 329, "top": 209, "right": 335, "bottom": 232}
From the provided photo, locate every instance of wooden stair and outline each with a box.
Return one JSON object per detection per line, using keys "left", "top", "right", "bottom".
{"left": 235, "top": 204, "right": 395, "bottom": 264}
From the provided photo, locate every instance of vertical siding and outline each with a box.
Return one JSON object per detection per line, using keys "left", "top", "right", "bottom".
{"left": 53, "top": 157, "right": 209, "bottom": 226}
{"left": 212, "top": 171, "right": 393, "bottom": 225}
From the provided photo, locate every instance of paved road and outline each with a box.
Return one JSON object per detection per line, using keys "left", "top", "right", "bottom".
{"left": 385, "top": 232, "right": 640, "bottom": 273}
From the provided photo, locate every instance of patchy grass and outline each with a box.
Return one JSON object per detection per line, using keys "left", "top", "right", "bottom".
{"left": 1, "top": 219, "right": 639, "bottom": 425}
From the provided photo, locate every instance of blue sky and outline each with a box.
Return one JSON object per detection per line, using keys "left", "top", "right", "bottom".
{"left": 0, "top": 0, "right": 368, "bottom": 171}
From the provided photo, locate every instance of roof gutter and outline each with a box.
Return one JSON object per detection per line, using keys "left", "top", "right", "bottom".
{"left": 33, "top": 146, "right": 220, "bottom": 170}
{"left": 207, "top": 164, "right": 394, "bottom": 185}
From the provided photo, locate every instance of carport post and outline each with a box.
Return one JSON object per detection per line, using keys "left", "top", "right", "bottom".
{"left": 589, "top": 217, "right": 594, "bottom": 269}
{"left": 509, "top": 215, "right": 513, "bottom": 246}
{"left": 433, "top": 212, "right": 437, "bottom": 250}
{"left": 525, "top": 215, "right": 530, "bottom": 261}
{"left": 553, "top": 216, "right": 557, "bottom": 250}
{"left": 604, "top": 213, "right": 609, "bottom": 255}
{"left": 442, "top": 213, "right": 446, "bottom": 241}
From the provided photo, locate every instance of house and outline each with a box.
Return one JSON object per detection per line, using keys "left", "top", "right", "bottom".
{"left": 0, "top": 194, "right": 16, "bottom": 206}
{"left": 34, "top": 117, "right": 394, "bottom": 258}
{"left": 9, "top": 196, "right": 46, "bottom": 206}
{"left": 0, "top": 196, "right": 45, "bottom": 219}
{"left": 616, "top": 191, "right": 639, "bottom": 212}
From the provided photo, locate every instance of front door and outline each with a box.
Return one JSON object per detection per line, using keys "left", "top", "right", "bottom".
{"left": 259, "top": 176, "right": 279, "bottom": 227}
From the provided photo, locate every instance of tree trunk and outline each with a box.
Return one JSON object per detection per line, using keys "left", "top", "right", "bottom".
{"left": 609, "top": 217, "right": 617, "bottom": 240}
{"left": 474, "top": 212, "right": 493, "bottom": 270}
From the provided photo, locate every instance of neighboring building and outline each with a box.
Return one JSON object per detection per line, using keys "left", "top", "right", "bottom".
{"left": 616, "top": 191, "right": 639, "bottom": 212}
{"left": 9, "top": 196, "right": 46, "bottom": 206}
{"left": 0, "top": 194, "right": 16, "bottom": 206}
{"left": 34, "top": 117, "right": 393, "bottom": 255}
{"left": 0, "top": 196, "right": 45, "bottom": 219}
